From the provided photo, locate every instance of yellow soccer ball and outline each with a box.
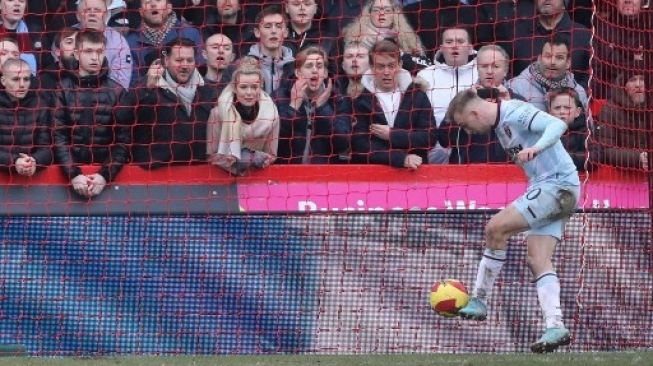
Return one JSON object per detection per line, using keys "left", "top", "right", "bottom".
{"left": 430, "top": 279, "right": 470, "bottom": 317}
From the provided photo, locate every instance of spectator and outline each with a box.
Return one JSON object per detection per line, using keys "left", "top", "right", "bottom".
{"left": 246, "top": 5, "right": 295, "bottom": 95}
{"left": 207, "top": 56, "right": 279, "bottom": 175}
{"left": 200, "top": 0, "right": 254, "bottom": 57}
{"left": 201, "top": 32, "right": 234, "bottom": 99}
{"left": 595, "top": 72, "right": 650, "bottom": 171}
{"left": 0, "top": 0, "right": 37, "bottom": 74}
{"left": 131, "top": 37, "right": 214, "bottom": 168}
{"left": 508, "top": 0, "right": 591, "bottom": 87}
{"left": 440, "top": 44, "right": 517, "bottom": 164}
{"left": 76, "top": 0, "right": 132, "bottom": 89}
{"left": 351, "top": 39, "right": 438, "bottom": 169}
{"left": 283, "top": 0, "right": 334, "bottom": 58}
{"left": 276, "top": 46, "right": 347, "bottom": 164}
{"left": 0, "top": 36, "right": 19, "bottom": 67}
{"left": 547, "top": 87, "right": 593, "bottom": 172}
{"left": 592, "top": 0, "right": 652, "bottom": 99}
{"left": 53, "top": 29, "right": 131, "bottom": 198}
{"left": 509, "top": 35, "right": 588, "bottom": 112}
{"left": 0, "top": 58, "right": 52, "bottom": 176}
{"left": 126, "top": 0, "right": 203, "bottom": 86}
{"left": 342, "top": 0, "right": 430, "bottom": 74}
{"left": 337, "top": 40, "right": 369, "bottom": 99}
{"left": 41, "top": 28, "right": 78, "bottom": 91}
{"left": 416, "top": 25, "right": 476, "bottom": 163}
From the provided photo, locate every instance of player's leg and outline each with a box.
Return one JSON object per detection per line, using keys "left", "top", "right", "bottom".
{"left": 528, "top": 230, "right": 571, "bottom": 352}
{"left": 459, "top": 205, "right": 530, "bottom": 320}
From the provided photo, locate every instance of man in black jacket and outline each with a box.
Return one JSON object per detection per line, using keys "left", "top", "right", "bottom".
{"left": 53, "top": 29, "right": 131, "bottom": 198}
{"left": 0, "top": 58, "right": 52, "bottom": 176}
{"left": 130, "top": 37, "right": 214, "bottom": 168}
{"left": 351, "top": 39, "right": 440, "bottom": 169}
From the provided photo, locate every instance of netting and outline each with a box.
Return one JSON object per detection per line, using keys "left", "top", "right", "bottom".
{"left": 0, "top": 0, "right": 652, "bottom": 356}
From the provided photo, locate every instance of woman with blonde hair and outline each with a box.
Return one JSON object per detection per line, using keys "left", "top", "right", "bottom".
{"left": 341, "top": 0, "right": 430, "bottom": 73}
{"left": 207, "top": 56, "right": 280, "bottom": 175}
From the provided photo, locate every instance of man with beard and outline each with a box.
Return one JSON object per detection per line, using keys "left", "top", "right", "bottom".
{"left": 508, "top": 0, "right": 591, "bottom": 87}
{"left": 509, "top": 35, "right": 588, "bottom": 112}
{"left": 40, "top": 28, "right": 77, "bottom": 91}
{"left": 53, "top": 29, "right": 131, "bottom": 198}
{"left": 130, "top": 37, "right": 214, "bottom": 169}
{"left": 126, "top": 0, "right": 202, "bottom": 86}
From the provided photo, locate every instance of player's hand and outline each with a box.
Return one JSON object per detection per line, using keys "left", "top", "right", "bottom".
{"left": 640, "top": 151, "right": 648, "bottom": 170}
{"left": 370, "top": 124, "right": 391, "bottom": 141}
{"left": 87, "top": 174, "right": 107, "bottom": 197}
{"left": 290, "top": 78, "right": 308, "bottom": 111}
{"left": 517, "top": 147, "right": 539, "bottom": 163}
{"left": 15, "top": 153, "right": 36, "bottom": 176}
{"left": 404, "top": 154, "right": 422, "bottom": 170}
{"left": 313, "top": 78, "right": 332, "bottom": 108}
{"left": 71, "top": 174, "right": 92, "bottom": 197}
{"left": 146, "top": 59, "right": 164, "bottom": 88}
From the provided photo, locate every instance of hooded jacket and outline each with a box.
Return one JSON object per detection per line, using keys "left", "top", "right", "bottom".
{"left": 416, "top": 50, "right": 477, "bottom": 126}
{"left": 247, "top": 44, "right": 295, "bottom": 95}
{"left": 351, "top": 69, "right": 439, "bottom": 167}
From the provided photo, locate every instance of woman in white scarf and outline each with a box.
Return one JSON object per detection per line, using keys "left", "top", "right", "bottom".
{"left": 207, "top": 56, "right": 280, "bottom": 175}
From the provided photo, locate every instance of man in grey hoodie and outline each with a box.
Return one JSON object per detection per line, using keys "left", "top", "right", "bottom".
{"left": 509, "top": 34, "right": 588, "bottom": 112}
{"left": 246, "top": 5, "right": 295, "bottom": 95}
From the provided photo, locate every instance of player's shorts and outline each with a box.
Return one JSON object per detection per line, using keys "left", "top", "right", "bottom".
{"left": 512, "top": 178, "right": 580, "bottom": 240}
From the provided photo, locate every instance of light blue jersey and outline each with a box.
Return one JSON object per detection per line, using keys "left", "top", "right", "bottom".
{"left": 495, "top": 100, "right": 579, "bottom": 186}
{"left": 494, "top": 100, "right": 581, "bottom": 239}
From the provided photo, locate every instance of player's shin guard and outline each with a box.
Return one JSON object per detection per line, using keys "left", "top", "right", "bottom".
{"left": 472, "top": 248, "right": 507, "bottom": 305}
{"left": 535, "top": 271, "right": 564, "bottom": 329}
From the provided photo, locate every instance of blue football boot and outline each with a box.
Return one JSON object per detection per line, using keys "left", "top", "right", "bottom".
{"left": 530, "top": 327, "right": 571, "bottom": 353}
{"left": 457, "top": 297, "right": 487, "bottom": 321}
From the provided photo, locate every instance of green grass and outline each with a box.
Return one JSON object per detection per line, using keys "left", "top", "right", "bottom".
{"left": 0, "top": 352, "right": 652, "bottom": 366}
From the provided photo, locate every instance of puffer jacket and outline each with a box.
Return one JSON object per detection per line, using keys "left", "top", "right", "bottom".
{"left": 0, "top": 85, "right": 53, "bottom": 172}
{"left": 53, "top": 67, "right": 131, "bottom": 182}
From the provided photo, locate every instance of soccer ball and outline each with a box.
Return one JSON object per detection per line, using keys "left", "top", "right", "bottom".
{"left": 430, "top": 279, "right": 469, "bottom": 317}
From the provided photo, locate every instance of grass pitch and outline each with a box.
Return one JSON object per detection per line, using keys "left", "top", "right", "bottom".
{"left": 0, "top": 352, "right": 651, "bottom": 366}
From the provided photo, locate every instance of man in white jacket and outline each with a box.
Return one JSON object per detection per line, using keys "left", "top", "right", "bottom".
{"left": 417, "top": 26, "right": 477, "bottom": 163}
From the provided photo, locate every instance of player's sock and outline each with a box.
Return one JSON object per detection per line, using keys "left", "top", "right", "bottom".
{"left": 535, "top": 271, "right": 564, "bottom": 329}
{"left": 472, "top": 248, "right": 507, "bottom": 305}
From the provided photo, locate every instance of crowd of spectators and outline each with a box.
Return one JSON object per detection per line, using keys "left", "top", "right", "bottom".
{"left": 0, "top": 0, "right": 650, "bottom": 197}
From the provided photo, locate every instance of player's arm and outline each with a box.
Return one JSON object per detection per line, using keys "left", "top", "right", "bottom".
{"left": 518, "top": 111, "right": 568, "bottom": 162}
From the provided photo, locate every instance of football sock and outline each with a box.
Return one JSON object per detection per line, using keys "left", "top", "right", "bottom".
{"left": 535, "top": 271, "right": 564, "bottom": 329}
{"left": 472, "top": 248, "right": 507, "bottom": 305}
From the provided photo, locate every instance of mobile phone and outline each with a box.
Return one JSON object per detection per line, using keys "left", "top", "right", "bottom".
{"left": 477, "top": 88, "right": 500, "bottom": 100}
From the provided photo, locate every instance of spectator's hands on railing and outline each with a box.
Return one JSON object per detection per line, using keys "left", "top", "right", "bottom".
{"left": 146, "top": 59, "right": 164, "bottom": 88}
{"left": 404, "top": 154, "right": 422, "bottom": 170}
{"left": 314, "top": 78, "right": 333, "bottom": 108}
{"left": 496, "top": 85, "right": 512, "bottom": 101}
{"left": 370, "top": 124, "right": 390, "bottom": 141}
{"left": 71, "top": 174, "right": 92, "bottom": 197}
{"left": 88, "top": 174, "right": 107, "bottom": 197}
{"left": 15, "top": 153, "right": 36, "bottom": 177}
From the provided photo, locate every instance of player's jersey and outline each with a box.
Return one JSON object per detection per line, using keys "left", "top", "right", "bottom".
{"left": 494, "top": 100, "right": 579, "bottom": 184}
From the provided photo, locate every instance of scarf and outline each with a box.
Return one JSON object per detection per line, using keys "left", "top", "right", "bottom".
{"left": 529, "top": 62, "right": 572, "bottom": 91}
{"left": 207, "top": 84, "right": 278, "bottom": 164}
{"left": 157, "top": 69, "right": 204, "bottom": 116}
{"left": 143, "top": 12, "right": 178, "bottom": 47}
